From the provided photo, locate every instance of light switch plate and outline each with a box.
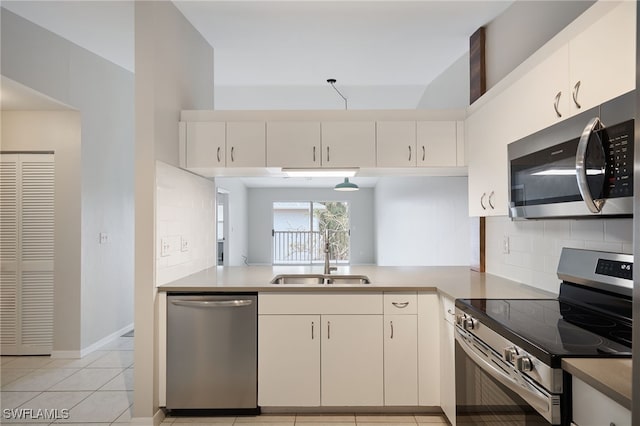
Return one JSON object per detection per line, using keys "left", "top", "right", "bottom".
{"left": 160, "top": 237, "right": 171, "bottom": 257}
{"left": 181, "top": 237, "right": 189, "bottom": 252}
{"left": 503, "top": 236, "right": 510, "bottom": 254}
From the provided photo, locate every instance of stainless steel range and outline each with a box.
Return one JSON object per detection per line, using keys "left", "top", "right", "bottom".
{"left": 454, "top": 248, "right": 632, "bottom": 425}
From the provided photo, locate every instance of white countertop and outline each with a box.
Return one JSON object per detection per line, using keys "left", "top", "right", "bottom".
{"left": 158, "top": 265, "right": 556, "bottom": 300}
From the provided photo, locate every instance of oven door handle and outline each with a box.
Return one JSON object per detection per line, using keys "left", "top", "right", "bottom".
{"left": 576, "top": 116, "right": 605, "bottom": 214}
{"left": 455, "top": 327, "right": 559, "bottom": 424}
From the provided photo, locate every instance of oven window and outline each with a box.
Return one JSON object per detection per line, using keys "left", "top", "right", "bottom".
{"left": 455, "top": 341, "right": 553, "bottom": 425}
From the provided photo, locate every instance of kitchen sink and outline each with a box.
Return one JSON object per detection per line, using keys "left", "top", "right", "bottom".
{"left": 270, "top": 274, "right": 370, "bottom": 285}
{"left": 325, "top": 275, "right": 371, "bottom": 284}
{"left": 270, "top": 274, "right": 326, "bottom": 285}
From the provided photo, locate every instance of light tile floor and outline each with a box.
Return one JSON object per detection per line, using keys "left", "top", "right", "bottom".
{"left": 2, "top": 337, "right": 449, "bottom": 425}
{"left": 1, "top": 336, "right": 134, "bottom": 425}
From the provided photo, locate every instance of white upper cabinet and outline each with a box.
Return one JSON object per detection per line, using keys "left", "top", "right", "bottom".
{"left": 226, "top": 121, "right": 266, "bottom": 167}
{"left": 417, "top": 121, "right": 458, "bottom": 167}
{"left": 185, "top": 121, "right": 226, "bottom": 168}
{"left": 376, "top": 121, "right": 416, "bottom": 167}
{"left": 321, "top": 121, "right": 376, "bottom": 168}
{"left": 266, "top": 121, "right": 320, "bottom": 168}
{"left": 568, "top": 1, "right": 636, "bottom": 115}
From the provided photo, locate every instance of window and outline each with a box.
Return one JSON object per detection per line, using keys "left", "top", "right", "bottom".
{"left": 272, "top": 201, "right": 350, "bottom": 265}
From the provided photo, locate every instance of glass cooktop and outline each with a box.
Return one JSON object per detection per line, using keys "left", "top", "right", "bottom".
{"left": 455, "top": 298, "right": 632, "bottom": 366}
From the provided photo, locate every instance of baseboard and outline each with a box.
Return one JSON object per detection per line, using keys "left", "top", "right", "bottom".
{"left": 129, "top": 408, "right": 165, "bottom": 426}
{"left": 80, "top": 323, "right": 134, "bottom": 357}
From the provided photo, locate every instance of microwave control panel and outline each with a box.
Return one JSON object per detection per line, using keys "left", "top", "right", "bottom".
{"left": 605, "top": 119, "right": 633, "bottom": 198}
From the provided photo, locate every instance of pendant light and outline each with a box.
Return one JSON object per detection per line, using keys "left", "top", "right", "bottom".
{"left": 334, "top": 177, "right": 359, "bottom": 192}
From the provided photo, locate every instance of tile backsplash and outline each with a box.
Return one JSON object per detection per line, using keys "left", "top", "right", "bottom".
{"left": 155, "top": 162, "right": 216, "bottom": 285}
{"left": 486, "top": 216, "right": 633, "bottom": 294}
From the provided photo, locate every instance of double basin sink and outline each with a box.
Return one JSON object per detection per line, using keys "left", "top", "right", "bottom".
{"left": 270, "top": 274, "right": 371, "bottom": 285}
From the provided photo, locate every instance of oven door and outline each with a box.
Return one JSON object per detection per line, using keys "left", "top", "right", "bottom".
{"left": 455, "top": 327, "right": 564, "bottom": 425}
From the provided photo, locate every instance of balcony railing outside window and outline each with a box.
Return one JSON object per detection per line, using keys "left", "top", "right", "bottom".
{"left": 273, "top": 230, "right": 349, "bottom": 265}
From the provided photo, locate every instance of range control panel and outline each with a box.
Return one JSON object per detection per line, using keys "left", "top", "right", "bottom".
{"left": 605, "top": 119, "right": 634, "bottom": 198}
{"left": 596, "top": 258, "right": 633, "bottom": 280}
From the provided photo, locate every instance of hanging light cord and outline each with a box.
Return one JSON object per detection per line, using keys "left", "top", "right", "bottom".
{"left": 327, "top": 78, "right": 348, "bottom": 110}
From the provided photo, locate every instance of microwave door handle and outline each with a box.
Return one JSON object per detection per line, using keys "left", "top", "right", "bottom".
{"left": 454, "top": 328, "right": 556, "bottom": 423}
{"left": 576, "top": 117, "right": 605, "bottom": 214}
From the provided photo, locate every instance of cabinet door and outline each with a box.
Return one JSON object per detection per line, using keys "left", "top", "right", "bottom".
{"left": 186, "top": 122, "right": 225, "bottom": 168}
{"left": 417, "top": 293, "right": 440, "bottom": 406}
{"left": 505, "top": 44, "right": 570, "bottom": 139}
{"left": 321, "top": 315, "right": 383, "bottom": 406}
{"left": 266, "top": 121, "right": 320, "bottom": 168}
{"left": 417, "top": 121, "right": 457, "bottom": 167}
{"left": 376, "top": 121, "right": 416, "bottom": 167}
{"left": 321, "top": 122, "right": 376, "bottom": 168}
{"left": 466, "top": 95, "right": 509, "bottom": 216}
{"left": 572, "top": 376, "right": 630, "bottom": 426}
{"left": 226, "top": 121, "right": 266, "bottom": 167}
{"left": 569, "top": 1, "right": 636, "bottom": 114}
{"left": 439, "top": 296, "right": 456, "bottom": 425}
{"left": 258, "top": 315, "right": 320, "bottom": 406}
{"left": 384, "top": 315, "right": 418, "bottom": 406}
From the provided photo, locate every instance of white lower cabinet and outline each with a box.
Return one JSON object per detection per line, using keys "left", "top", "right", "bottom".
{"left": 258, "top": 315, "right": 320, "bottom": 406}
{"left": 384, "top": 314, "right": 418, "bottom": 405}
{"left": 439, "top": 295, "right": 456, "bottom": 426}
{"left": 258, "top": 293, "right": 383, "bottom": 407}
{"left": 417, "top": 293, "right": 440, "bottom": 407}
{"left": 321, "top": 315, "right": 384, "bottom": 406}
{"left": 572, "top": 376, "right": 630, "bottom": 426}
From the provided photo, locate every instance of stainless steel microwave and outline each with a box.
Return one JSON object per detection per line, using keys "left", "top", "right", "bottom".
{"left": 508, "top": 91, "right": 634, "bottom": 219}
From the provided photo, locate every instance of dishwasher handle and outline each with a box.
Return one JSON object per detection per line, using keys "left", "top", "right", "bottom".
{"left": 170, "top": 299, "right": 253, "bottom": 308}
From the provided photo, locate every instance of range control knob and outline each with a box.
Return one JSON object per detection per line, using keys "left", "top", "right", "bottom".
{"left": 455, "top": 314, "right": 466, "bottom": 327}
{"left": 503, "top": 347, "right": 518, "bottom": 363}
{"left": 463, "top": 316, "right": 479, "bottom": 331}
{"left": 516, "top": 356, "right": 534, "bottom": 372}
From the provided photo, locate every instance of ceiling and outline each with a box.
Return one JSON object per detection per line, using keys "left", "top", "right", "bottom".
{"left": 1, "top": 1, "right": 513, "bottom": 109}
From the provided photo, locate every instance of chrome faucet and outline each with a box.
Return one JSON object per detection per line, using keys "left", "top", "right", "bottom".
{"left": 324, "top": 229, "right": 337, "bottom": 275}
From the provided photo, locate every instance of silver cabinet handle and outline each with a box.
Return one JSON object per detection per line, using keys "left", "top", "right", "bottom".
{"left": 170, "top": 299, "right": 253, "bottom": 308}
{"left": 408, "top": 145, "right": 412, "bottom": 162}
{"left": 553, "top": 91, "right": 562, "bottom": 118}
{"left": 576, "top": 116, "right": 605, "bottom": 213}
{"left": 392, "top": 301, "right": 409, "bottom": 309}
{"left": 327, "top": 321, "right": 331, "bottom": 339}
{"left": 480, "top": 192, "right": 487, "bottom": 210}
{"left": 390, "top": 320, "right": 394, "bottom": 339}
{"left": 231, "top": 146, "right": 235, "bottom": 162}
{"left": 326, "top": 146, "right": 330, "bottom": 162}
{"left": 216, "top": 146, "right": 221, "bottom": 163}
{"left": 447, "top": 309, "right": 456, "bottom": 316}
{"left": 422, "top": 145, "right": 426, "bottom": 162}
{"left": 313, "top": 146, "right": 316, "bottom": 162}
{"left": 311, "top": 321, "right": 315, "bottom": 340}
{"left": 488, "top": 191, "right": 495, "bottom": 209}
{"left": 572, "top": 81, "right": 581, "bottom": 109}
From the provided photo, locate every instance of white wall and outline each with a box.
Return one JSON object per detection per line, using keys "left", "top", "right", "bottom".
{"left": 247, "top": 187, "right": 376, "bottom": 265}
{"left": 1, "top": 8, "right": 134, "bottom": 352}
{"left": 375, "top": 177, "right": 471, "bottom": 266}
{"left": 1, "top": 111, "right": 82, "bottom": 353}
{"left": 215, "top": 178, "right": 249, "bottom": 266}
{"left": 155, "top": 162, "right": 216, "bottom": 285}
{"left": 485, "top": 1, "right": 594, "bottom": 90}
{"left": 134, "top": 0, "right": 214, "bottom": 421}
{"left": 417, "top": 52, "right": 470, "bottom": 109}
{"left": 486, "top": 216, "right": 633, "bottom": 294}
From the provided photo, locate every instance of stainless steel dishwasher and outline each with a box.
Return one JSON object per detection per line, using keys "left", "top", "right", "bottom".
{"left": 167, "top": 293, "right": 258, "bottom": 413}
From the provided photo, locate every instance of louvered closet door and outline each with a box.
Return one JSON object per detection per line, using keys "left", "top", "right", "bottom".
{"left": 0, "top": 154, "right": 54, "bottom": 355}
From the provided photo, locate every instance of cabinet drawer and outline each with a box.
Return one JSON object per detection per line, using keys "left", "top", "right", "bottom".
{"left": 572, "top": 376, "right": 630, "bottom": 426}
{"left": 383, "top": 292, "right": 417, "bottom": 314}
{"left": 259, "top": 292, "right": 383, "bottom": 315}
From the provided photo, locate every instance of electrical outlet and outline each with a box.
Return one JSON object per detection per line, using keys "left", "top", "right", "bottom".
{"left": 160, "top": 237, "right": 171, "bottom": 257}
{"left": 181, "top": 237, "right": 189, "bottom": 252}
{"left": 503, "top": 236, "right": 510, "bottom": 254}
{"left": 99, "top": 233, "right": 108, "bottom": 244}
